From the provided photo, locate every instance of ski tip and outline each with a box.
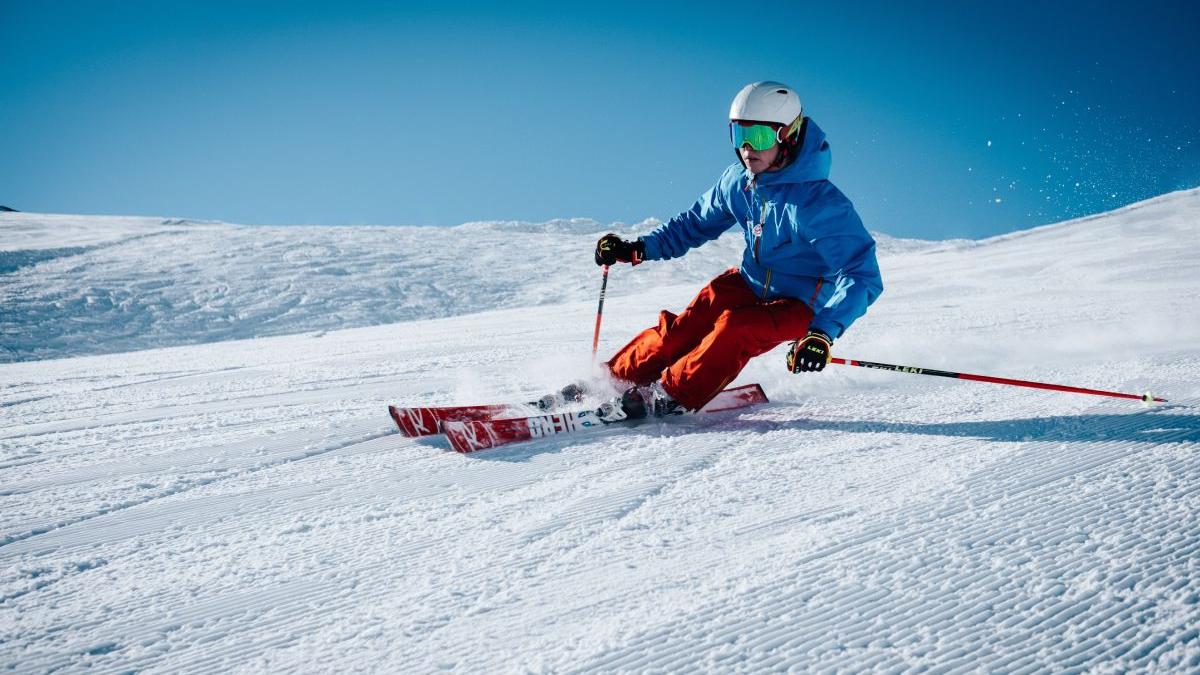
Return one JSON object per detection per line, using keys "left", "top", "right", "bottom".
{"left": 387, "top": 405, "right": 405, "bottom": 432}
{"left": 389, "top": 405, "right": 442, "bottom": 437}
{"left": 1142, "top": 391, "right": 1167, "bottom": 405}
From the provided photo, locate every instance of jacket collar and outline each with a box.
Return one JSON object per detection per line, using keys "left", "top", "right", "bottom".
{"left": 742, "top": 118, "right": 833, "bottom": 187}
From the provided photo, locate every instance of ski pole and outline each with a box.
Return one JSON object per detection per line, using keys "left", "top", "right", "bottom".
{"left": 830, "top": 357, "right": 1166, "bottom": 403}
{"left": 591, "top": 265, "right": 609, "bottom": 360}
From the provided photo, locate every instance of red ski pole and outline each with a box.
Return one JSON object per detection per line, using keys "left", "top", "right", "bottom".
{"left": 591, "top": 265, "right": 610, "bottom": 360}
{"left": 830, "top": 357, "right": 1166, "bottom": 403}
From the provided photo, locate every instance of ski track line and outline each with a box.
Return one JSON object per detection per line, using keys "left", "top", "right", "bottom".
{"left": 0, "top": 418, "right": 296, "bottom": 494}
{"left": 573, "top": 426, "right": 1198, "bottom": 672}
{"left": 2, "top": 371, "right": 543, "bottom": 445}
{"left": 0, "top": 389, "right": 371, "bottom": 442}
{"left": 1, "top": 404, "right": 383, "bottom": 484}
{"left": 0, "top": 454, "right": 47, "bottom": 471}
{"left": 731, "top": 505, "right": 849, "bottom": 538}
{"left": 0, "top": 422, "right": 394, "bottom": 552}
{"left": 0, "top": 394, "right": 55, "bottom": 409}
{"left": 514, "top": 431, "right": 731, "bottom": 547}
{"left": 4, "top": 432, "right": 552, "bottom": 564}
{"left": 78, "top": 366, "right": 249, "bottom": 395}
{"left": 1, "top": 445, "right": 400, "bottom": 562}
{"left": 0, "top": 415, "right": 372, "bottom": 529}
{"left": 0, "top": 367, "right": 429, "bottom": 442}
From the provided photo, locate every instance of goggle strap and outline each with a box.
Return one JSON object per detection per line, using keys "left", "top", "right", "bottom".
{"left": 778, "top": 117, "right": 802, "bottom": 143}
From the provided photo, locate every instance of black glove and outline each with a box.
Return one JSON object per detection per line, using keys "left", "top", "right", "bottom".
{"left": 595, "top": 233, "right": 645, "bottom": 266}
{"left": 787, "top": 330, "right": 833, "bottom": 373}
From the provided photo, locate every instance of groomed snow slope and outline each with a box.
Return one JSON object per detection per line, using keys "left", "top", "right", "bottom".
{"left": 2, "top": 189, "right": 1199, "bottom": 672}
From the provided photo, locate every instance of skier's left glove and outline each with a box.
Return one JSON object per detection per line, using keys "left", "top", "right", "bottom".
{"left": 787, "top": 330, "right": 833, "bottom": 373}
{"left": 595, "top": 234, "right": 645, "bottom": 266}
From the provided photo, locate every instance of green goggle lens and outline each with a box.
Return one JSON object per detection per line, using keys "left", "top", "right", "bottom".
{"left": 730, "top": 122, "right": 779, "bottom": 151}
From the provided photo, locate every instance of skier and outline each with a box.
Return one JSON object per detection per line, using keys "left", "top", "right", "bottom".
{"left": 594, "top": 81, "right": 883, "bottom": 419}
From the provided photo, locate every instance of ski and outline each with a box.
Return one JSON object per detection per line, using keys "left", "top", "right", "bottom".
{"left": 388, "top": 383, "right": 589, "bottom": 437}
{"left": 387, "top": 382, "right": 760, "bottom": 438}
{"left": 388, "top": 402, "right": 524, "bottom": 437}
{"left": 442, "top": 383, "right": 768, "bottom": 453}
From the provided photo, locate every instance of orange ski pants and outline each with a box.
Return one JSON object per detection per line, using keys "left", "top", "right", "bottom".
{"left": 607, "top": 268, "right": 813, "bottom": 410}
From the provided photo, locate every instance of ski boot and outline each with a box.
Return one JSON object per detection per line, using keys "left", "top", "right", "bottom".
{"left": 644, "top": 381, "right": 686, "bottom": 417}
{"left": 596, "top": 381, "right": 684, "bottom": 422}
{"left": 536, "top": 381, "right": 588, "bottom": 411}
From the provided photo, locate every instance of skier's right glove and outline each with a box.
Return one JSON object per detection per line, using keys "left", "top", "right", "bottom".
{"left": 787, "top": 330, "right": 833, "bottom": 373}
{"left": 595, "top": 234, "right": 645, "bottom": 266}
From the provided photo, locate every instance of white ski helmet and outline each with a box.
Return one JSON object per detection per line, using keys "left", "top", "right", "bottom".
{"left": 729, "top": 81, "right": 803, "bottom": 126}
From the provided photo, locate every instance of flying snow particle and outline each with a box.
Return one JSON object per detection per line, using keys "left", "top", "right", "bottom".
{"left": 994, "top": 198, "right": 1002, "bottom": 204}
{"left": 987, "top": 140, "right": 993, "bottom": 148}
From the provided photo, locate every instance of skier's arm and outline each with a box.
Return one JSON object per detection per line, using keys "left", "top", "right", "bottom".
{"left": 804, "top": 199, "right": 884, "bottom": 339}
{"left": 640, "top": 179, "right": 737, "bottom": 261}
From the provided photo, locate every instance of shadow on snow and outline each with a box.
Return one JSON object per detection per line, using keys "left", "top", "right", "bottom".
{"left": 731, "top": 405, "right": 1200, "bottom": 446}
{"left": 451, "top": 405, "right": 1199, "bottom": 463}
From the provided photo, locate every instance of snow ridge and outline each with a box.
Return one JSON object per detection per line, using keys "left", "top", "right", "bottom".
{"left": 0, "top": 212, "right": 934, "bottom": 363}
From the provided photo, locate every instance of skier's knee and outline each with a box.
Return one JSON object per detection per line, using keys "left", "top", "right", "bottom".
{"left": 657, "top": 310, "right": 678, "bottom": 334}
{"left": 713, "top": 308, "right": 751, "bottom": 337}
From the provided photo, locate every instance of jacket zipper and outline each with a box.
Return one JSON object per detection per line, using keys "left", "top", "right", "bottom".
{"left": 751, "top": 187, "right": 772, "bottom": 300}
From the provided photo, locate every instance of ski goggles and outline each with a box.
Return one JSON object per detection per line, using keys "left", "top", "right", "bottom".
{"left": 730, "top": 121, "right": 783, "bottom": 152}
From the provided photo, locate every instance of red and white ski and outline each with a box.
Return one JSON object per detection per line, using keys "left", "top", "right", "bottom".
{"left": 442, "top": 383, "right": 768, "bottom": 453}
{"left": 389, "top": 384, "right": 590, "bottom": 436}
{"left": 388, "top": 402, "right": 525, "bottom": 437}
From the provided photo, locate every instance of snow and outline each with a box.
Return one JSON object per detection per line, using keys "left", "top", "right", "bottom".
{"left": 2, "top": 188, "right": 1199, "bottom": 672}
{"left": 0, "top": 214, "right": 935, "bottom": 364}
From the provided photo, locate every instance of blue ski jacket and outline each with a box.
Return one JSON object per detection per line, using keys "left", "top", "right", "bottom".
{"left": 640, "top": 119, "right": 883, "bottom": 340}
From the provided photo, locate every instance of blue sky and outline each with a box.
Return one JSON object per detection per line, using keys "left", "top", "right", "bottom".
{"left": 2, "top": 1, "right": 1197, "bottom": 239}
